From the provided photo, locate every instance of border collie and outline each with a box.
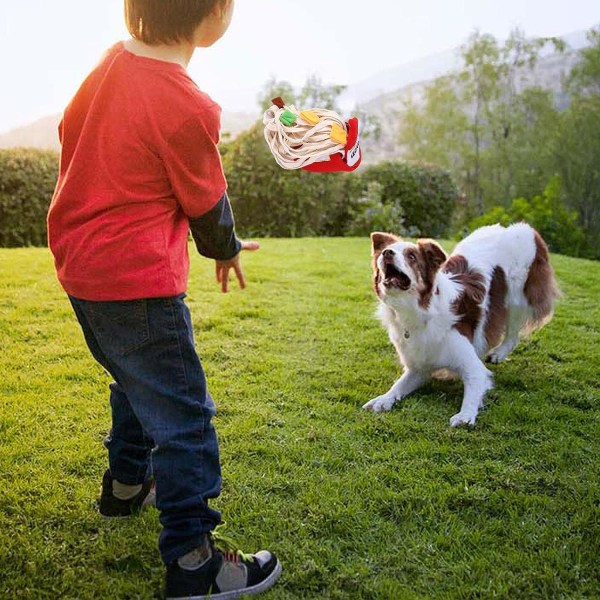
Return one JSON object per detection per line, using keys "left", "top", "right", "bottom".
{"left": 364, "top": 224, "right": 559, "bottom": 426}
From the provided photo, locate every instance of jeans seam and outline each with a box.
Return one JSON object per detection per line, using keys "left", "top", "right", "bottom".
{"left": 167, "top": 299, "right": 191, "bottom": 399}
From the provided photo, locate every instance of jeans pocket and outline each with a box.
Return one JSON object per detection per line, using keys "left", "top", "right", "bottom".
{"left": 88, "top": 300, "right": 151, "bottom": 356}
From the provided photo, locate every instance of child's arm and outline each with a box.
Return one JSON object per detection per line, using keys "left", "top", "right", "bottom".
{"left": 188, "top": 192, "right": 260, "bottom": 292}
{"left": 162, "top": 112, "right": 259, "bottom": 291}
{"left": 188, "top": 191, "right": 241, "bottom": 261}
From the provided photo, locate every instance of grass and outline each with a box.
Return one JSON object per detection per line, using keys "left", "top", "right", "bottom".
{"left": 0, "top": 238, "right": 599, "bottom": 599}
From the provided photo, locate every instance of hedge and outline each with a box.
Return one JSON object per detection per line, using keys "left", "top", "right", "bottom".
{"left": 0, "top": 148, "right": 59, "bottom": 247}
{"left": 221, "top": 122, "right": 359, "bottom": 237}
{"left": 221, "top": 125, "right": 458, "bottom": 238}
{"left": 358, "top": 161, "right": 458, "bottom": 238}
{"left": 0, "top": 141, "right": 458, "bottom": 248}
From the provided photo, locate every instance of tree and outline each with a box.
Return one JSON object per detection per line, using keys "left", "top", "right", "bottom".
{"left": 257, "top": 77, "right": 297, "bottom": 112}
{"left": 298, "top": 74, "right": 346, "bottom": 112}
{"left": 554, "top": 97, "right": 600, "bottom": 255}
{"left": 465, "top": 176, "right": 587, "bottom": 258}
{"left": 257, "top": 74, "right": 346, "bottom": 113}
{"left": 568, "top": 26, "right": 600, "bottom": 95}
{"left": 399, "top": 29, "right": 564, "bottom": 215}
{"left": 553, "top": 25, "right": 600, "bottom": 256}
{"left": 484, "top": 87, "right": 560, "bottom": 203}
{"left": 399, "top": 76, "right": 470, "bottom": 175}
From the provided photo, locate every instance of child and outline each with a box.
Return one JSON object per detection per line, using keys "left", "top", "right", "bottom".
{"left": 47, "top": 0, "right": 281, "bottom": 598}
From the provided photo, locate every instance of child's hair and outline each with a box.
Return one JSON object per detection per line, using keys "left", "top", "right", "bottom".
{"left": 125, "top": 0, "right": 228, "bottom": 45}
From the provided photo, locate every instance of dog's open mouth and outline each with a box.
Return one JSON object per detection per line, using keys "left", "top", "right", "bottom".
{"left": 382, "top": 263, "right": 411, "bottom": 290}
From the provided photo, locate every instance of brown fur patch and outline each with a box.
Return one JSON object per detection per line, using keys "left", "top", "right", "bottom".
{"left": 524, "top": 231, "right": 559, "bottom": 326}
{"left": 444, "top": 255, "right": 486, "bottom": 341}
{"left": 484, "top": 266, "right": 508, "bottom": 349}
{"left": 412, "top": 239, "right": 447, "bottom": 308}
{"left": 370, "top": 232, "right": 400, "bottom": 296}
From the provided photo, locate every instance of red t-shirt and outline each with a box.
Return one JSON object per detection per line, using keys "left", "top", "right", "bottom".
{"left": 47, "top": 42, "right": 227, "bottom": 301}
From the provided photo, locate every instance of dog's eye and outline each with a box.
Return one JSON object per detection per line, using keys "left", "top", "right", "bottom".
{"left": 407, "top": 252, "right": 416, "bottom": 261}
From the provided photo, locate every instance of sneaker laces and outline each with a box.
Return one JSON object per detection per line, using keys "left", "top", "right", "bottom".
{"left": 209, "top": 524, "right": 255, "bottom": 564}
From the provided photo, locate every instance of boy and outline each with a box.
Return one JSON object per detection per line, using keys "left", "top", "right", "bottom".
{"left": 47, "top": 1, "right": 281, "bottom": 598}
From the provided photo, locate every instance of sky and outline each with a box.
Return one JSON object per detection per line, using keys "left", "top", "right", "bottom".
{"left": 0, "top": 0, "right": 598, "bottom": 133}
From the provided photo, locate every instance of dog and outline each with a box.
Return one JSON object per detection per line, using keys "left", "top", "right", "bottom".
{"left": 363, "top": 223, "right": 559, "bottom": 426}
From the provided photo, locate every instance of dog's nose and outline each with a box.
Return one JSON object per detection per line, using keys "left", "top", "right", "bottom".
{"left": 382, "top": 249, "right": 395, "bottom": 258}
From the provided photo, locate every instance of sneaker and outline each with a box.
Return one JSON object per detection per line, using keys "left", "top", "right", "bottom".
{"left": 98, "top": 469, "right": 156, "bottom": 517}
{"left": 166, "top": 530, "right": 282, "bottom": 600}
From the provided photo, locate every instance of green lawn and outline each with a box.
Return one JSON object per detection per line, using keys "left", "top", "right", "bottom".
{"left": 0, "top": 239, "right": 598, "bottom": 599}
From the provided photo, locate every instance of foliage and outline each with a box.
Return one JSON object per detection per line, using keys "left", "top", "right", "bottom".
{"left": 298, "top": 74, "right": 346, "bottom": 112}
{"left": 465, "top": 176, "right": 587, "bottom": 257}
{"left": 399, "top": 25, "right": 600, "bottom": 259}
{"left": 1, "top": 241, "right": 599, "bottom": 599}
{"left": 257, "top": 74, "right": 346, "bottom": 113}
{"left": 554, "top": 30, "right": 600, "bottom": 257}
{"left": 223, "top": 126, "right": 459, "bottom": 239}
{"left": 0, "top": 148, "right": 59, "bottom": 247}
{"left": 399, "top": 76, "right": 470, "bottom": 176}
{"left": 491, "top": 88, "right": 560, "bottom": 202}
{"left": 257, "top": 77, "right": 298, "bottom": 112}
{"left": 357, "top": 161, "right": 458, "bottom": 238}
{"left": 568, "top": 26, "right": 600, "bottom": 95}
{"left": 345, "top": 180, "right": 405, "bottom": 236}
{"left": 399, "top": 28, "right": 565, "bottom": 212}
{"left": 221, "top": 122, "right": 358, "bottom": 237}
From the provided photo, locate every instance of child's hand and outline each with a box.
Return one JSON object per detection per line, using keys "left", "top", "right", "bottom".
{"left": 215, "top": 240, "right": 260, "bottom": 293}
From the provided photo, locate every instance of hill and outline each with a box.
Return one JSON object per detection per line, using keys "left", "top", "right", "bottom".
{"left": 341, "top": 28, "right": 589, "bottom": 108}
{"left": 0, "top": 28, "right": 592, "bottom": 156}
{"left": 356, "top": 31, "right": 588, "bottom": 164}
{"left": 0, "top": 111, "right": 257, "bottom": 151}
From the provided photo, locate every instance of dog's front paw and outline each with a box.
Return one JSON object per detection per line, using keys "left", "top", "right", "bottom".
{"left": 449, "top": 411, "right": 477, "bottom": 427}
{"left": 363, "top": 395, "right": 397, "bottom": 413}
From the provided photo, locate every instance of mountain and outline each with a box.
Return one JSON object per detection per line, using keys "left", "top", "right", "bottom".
{"left": 0, "top": 28, "right": 592, "bottom": 156}
{"left": 354, "top": 29, "right": 590, "bottom": 164}
{"left": 341, "top": 28, "right": 590, "bottom": 109}
{"left": 0, "top": 114, "right": 62, "bottom": 151}
{"left": 0, "top": 111, "right": 257, "bottom": 151}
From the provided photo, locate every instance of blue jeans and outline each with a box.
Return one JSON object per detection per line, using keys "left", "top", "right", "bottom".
{"left": 69, "top": 294, "right": 222, "bottom": 564}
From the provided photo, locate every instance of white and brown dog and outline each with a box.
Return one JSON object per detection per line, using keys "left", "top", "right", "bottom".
{"left": 364, "top": 224, "right": 559, "bottom": 426}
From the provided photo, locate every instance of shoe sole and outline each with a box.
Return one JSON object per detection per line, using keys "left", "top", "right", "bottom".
{"left": 167, "top": 559, "right": 282, "bottom": 600}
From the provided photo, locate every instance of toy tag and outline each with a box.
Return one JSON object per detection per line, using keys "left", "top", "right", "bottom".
{"left": 346, "top": 137, "right": 361, "bottom": 167}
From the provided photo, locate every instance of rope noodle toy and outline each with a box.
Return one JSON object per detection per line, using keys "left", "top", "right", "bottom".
{"left": 263, "top": 97, "right": 362, "bottom": 173}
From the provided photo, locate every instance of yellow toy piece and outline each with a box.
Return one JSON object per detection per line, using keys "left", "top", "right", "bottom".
{"left": 330, "top": 123, "right": 348, "bottom": 146}
{"left": 300, "top": 110, "right": 320, "bottom": 126}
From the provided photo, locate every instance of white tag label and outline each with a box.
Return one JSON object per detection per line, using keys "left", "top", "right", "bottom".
{"left": 346, "top": 138, "right": 361, "bottom": 167}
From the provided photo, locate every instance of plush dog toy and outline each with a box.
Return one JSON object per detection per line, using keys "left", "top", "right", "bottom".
{"left": 263, "top": 97, "right": 362, "bottom": 173}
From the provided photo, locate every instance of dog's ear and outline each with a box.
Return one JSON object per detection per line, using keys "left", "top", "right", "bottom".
{"left": 371, "top": 232, "right": 399, "bottom": 298}
{"left": 371, "top": 232, "right": 400, "bottom": 255}
{"left": 417, "top": 239, "right": 447, "bottom": 271}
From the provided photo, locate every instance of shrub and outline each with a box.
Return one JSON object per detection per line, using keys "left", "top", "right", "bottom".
{"left": 465, "top": 176, "right": 587, "bottom": 257}
{"left": 221, "top": 122, "right": 358, "bottom": 237}
{"left": 356, "top": 161, "right": 458, "bottom": 238}
{"left": 345, "top": 180, "right": 405, "bottom": 236}
{"left": 0, "top": 148, "right": 59, "bottom": 247}
{"left": 223, "top": 131, "right": 458, "bottom": 239}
